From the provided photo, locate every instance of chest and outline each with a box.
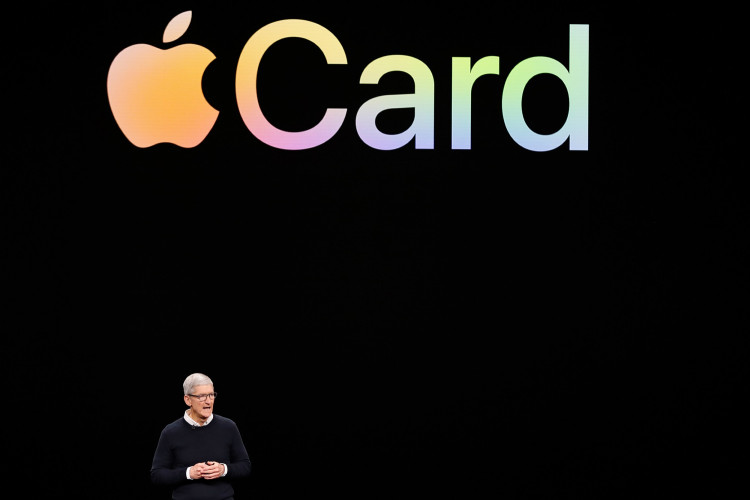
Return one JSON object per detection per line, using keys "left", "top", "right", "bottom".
{"left": 170, "top": 427, "right": 233, "bottom": 464}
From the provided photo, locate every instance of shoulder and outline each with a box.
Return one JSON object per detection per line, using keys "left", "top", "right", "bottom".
{"left": 211, "top": 414, "right": 239, "bottom": 429}
{"left": 161, "top": 416, "right": 189, "bottom": 434}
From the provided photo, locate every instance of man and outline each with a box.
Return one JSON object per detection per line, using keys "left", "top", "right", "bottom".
{"left": 151, "top": 373, "right": 252, "bottom": 500}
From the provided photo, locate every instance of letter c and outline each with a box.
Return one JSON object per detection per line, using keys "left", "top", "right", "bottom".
{"left": 236, "top": 19, "right": 347, "bottom": 150}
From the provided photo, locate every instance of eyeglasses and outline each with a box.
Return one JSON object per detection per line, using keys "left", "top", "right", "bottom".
{"left": 188, "top": 392, "right": 217, "bottom": 401}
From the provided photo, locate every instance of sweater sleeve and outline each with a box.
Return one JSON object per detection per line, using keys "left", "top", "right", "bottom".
{"left": 226, "top": 420, "right": 252, "bottom": 479}
{"left": 150, "top": 427, "right": 189, "bottom": 487}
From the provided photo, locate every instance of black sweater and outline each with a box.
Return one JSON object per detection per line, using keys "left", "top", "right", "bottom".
{"left": 151, "top": 414, "right": 251, "bottom": 500}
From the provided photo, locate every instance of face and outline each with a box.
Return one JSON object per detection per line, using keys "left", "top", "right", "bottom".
{"left": 184, "top": 384, "right": 215, "bottom": 422}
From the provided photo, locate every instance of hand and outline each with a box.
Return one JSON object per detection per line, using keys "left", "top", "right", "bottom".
{"left": 189, "top": 462, "right": 208, "bottom": 480}
{"left": 201, "top": 461, "right": 225, "bottom": 480}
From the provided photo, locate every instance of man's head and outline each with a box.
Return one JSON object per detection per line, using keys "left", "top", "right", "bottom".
{"left": 183, "top": 372, "right": 216, "bottom": 423}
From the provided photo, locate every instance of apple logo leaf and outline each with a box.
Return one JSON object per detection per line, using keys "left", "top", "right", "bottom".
{"left": 163, "top": 11, "right": 192, "bottom": 44}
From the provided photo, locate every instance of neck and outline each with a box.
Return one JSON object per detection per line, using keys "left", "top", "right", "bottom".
{"left": 189, "top": 409, "right": 207, "bottom": 425}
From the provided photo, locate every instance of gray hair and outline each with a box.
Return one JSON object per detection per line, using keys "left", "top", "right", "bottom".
{"left": 183, "top": 373, "right": 213, "bottom": 395}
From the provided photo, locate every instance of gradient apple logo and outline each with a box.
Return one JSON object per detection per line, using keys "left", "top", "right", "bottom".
{"left": 107, "top": 11, "right": 218, "bottom": 148}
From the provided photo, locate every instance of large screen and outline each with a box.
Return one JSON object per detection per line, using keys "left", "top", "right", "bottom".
{"left": 10, "top": 3, "right": 742, "bottom": 499}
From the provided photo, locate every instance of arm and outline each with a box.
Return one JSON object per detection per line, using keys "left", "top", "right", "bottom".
{"left": 226, "top": 421, "right": 252, "bottom": 479}
{"left": 150, "top": 429, "right": 190, "bottom": 486}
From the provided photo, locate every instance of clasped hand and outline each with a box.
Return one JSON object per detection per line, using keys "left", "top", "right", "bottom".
{"left": 190, "top": 461, "right": 225, "bottom": 480}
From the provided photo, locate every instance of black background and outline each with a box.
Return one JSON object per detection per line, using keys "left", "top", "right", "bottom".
{"left": 9, "top": 2, "right": 745, "bottom": 499}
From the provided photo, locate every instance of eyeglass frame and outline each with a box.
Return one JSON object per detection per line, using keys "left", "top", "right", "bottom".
{"left": 187, "top": 392, "right": 218, "bottom": 402}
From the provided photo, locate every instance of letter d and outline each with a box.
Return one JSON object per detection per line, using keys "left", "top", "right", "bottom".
{"left": 502, "top": 24, "right": 588, "bottom": 151}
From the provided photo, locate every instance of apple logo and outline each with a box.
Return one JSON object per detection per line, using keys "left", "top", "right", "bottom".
{"left": 107, "top": 11, "right": 218, "bottom": 148}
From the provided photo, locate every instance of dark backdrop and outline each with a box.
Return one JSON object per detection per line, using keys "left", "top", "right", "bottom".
{"left": 9, "top": 2, "right": 744, "bottom": 499}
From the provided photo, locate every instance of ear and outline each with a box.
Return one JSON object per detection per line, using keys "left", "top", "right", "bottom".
{"left": 184, "top": 394, "right": 191, "bottom": 406}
